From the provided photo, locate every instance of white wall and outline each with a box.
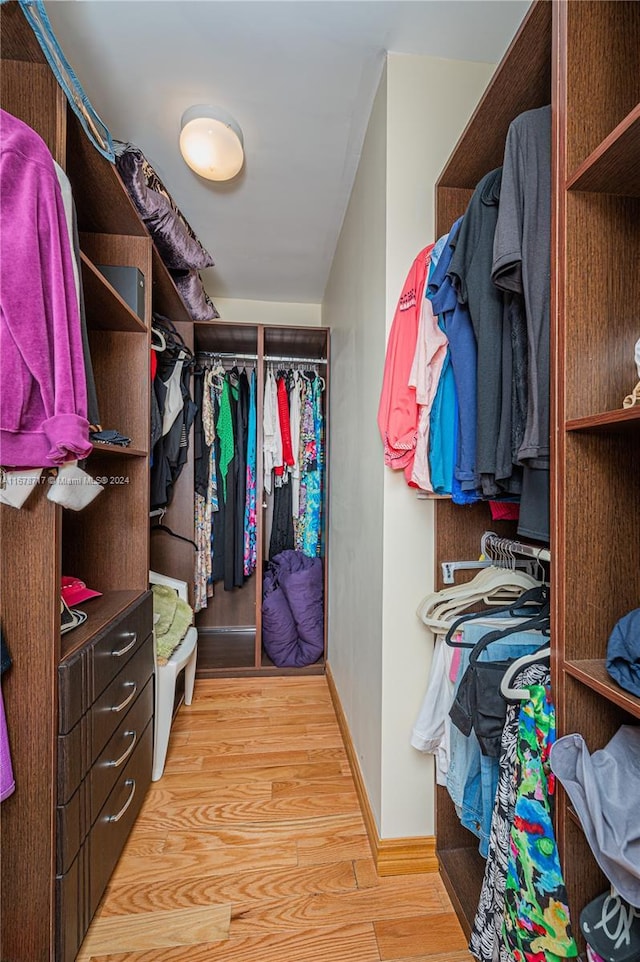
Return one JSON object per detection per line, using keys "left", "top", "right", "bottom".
{"left": 325, "top": 53, "right": 495, "bottom": 840}
{"left": 323, "top": 67, "right": 388, "bottom": 824}
{"left": 205, "top": 296, "right": 321, "bottom": 327}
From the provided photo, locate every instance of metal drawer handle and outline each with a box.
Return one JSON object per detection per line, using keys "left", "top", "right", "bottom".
{"left": 111, "top": 682, "right": 137, "bottom": 713}
{"left": 108, "top": 730, "right": 137, "bottom": 768}
{"left": 107, "top": 779, "right": 136, "bottom": 823}
{"left": 111, "top": 632, "right": 137, "bottom": 657}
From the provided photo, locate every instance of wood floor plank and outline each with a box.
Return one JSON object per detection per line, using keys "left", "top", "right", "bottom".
{"left": 228, "top": 880, "right": 445, "bottom": 934}
{"left": 79, "top": 905, "right": 230, "bottom": 956}
{"left": 156, "top": 760, "right": 344, "bottom": 789}
{"left": 271, "top": 773, "right": 360, "bottom": 798}
{"left": 179, "top": 730, "right": 345, "bottom": 751}
{"left": 374, "top": 914, "right": 468, "bottom": 960}
{"left": 143, "top": 782, "right": 273, "bottom": 805}
{"left": 98, "top": 861, "right": 358, "bottom": 917}
{"left": 127, "top": 811, "right": 367, "bottom": 843}
{"left": 129, "top": 791, "right": 361, "bottom": 831}
{"left": 108, "top": 842, "right": 299, "bottom": 887}
{"left": 79, "top": 922, "right": 381, "bottom": 962}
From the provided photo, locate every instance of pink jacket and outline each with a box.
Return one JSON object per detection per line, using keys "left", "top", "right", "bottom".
{"left": 377, "top": 244, "right": 434, "bottom": 473}
{"left": 0, "top": 109, "right": 91, "bottom": 468}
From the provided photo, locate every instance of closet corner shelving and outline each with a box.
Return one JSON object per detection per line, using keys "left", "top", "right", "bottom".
{"left": 177, "top": 321, "right": 331, "bottom": 678}
{"left": 430, "top": 0, "right": 640, "bottom": 949}
{"left": 0, "top": 3, "right": 197, "bottom": 958}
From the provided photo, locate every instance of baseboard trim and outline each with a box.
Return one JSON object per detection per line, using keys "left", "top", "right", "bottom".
{"left": 325, "top": 663, "right": 438, "bottom": 876}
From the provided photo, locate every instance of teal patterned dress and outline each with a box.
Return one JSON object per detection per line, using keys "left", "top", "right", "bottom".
{"left": 502, "top": 684, "right": 578, "bottom": 961}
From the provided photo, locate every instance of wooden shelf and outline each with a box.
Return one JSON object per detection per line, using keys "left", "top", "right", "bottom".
{"left": 565, "top": 407, "right": 640, "bottom": 433}
{"left": 567, "top": 103, "right": 640, "bottom": 196}
{"left": 88, "top": 442, "right": 147, "bottom": 458}
{"left": 437, "top": 0, "right": 551, "bottom": 189}
{"left": 66, "top": 111, "right": 147, "bottom": 238}
{"left": 564, "top": 659, "right": 640, "bottom": 719}
{"left": 437, "top": 847, "right": 486, "bottom": 938}
{"left": 151, "top": 247, "right": 192, "bottom": 322}
{"left": 80, "top": 253, "right": 147, "bottom": 333}
{"left": 60, "top": 589, "right": 146, "bottom": 660}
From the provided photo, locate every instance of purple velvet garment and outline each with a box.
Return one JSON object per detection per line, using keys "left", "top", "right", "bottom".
{"left": 0, "top": 109, "right": 91, "bottom": 468}
{"left": 262, "top": 550, "right": 324, "bottom": 668}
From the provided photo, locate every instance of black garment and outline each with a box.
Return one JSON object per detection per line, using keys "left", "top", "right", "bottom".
{"left": 233, "top": 370, "right": 249, "bottom": 587}
{"left": 449, "top": 615, "right": 550, "bottom": 756}
{"left": 150, "top": 351, "right": 196, "bottom": 509}
{"left": 269, "top": 480, "right": 294, "bottom": 560}
{"left": 211, "top": 396, "right": 226, "bottom": 585}
{"left": 193, "top": 370, "right": 210, "bottom": 499}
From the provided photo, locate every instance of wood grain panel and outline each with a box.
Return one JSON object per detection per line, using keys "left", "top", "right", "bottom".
{"left": 0, "top": 488, "right": 60, "bottom": 961}
{"left": 564, "top": 194, "right": 640, "bottom": 418}
{"left": 0, "top": 1, "right": 45, "bottom": 62}
{"left": 564, "top": 660, "right": 640, "bottom": 719}
{"left": 567, "top": 104, "right": 640, "bottom": 195}
{"left": 1, "top": 58, "right": 65, "bottom": 163}
{"left": 565, "top": 1, "right": 640, "bottom": 175}
{"left": 563, "top": 433, "right": 640, "bottom": 660}
{"left": 437, "top": 0, "right": 551, "bottom": 189}
{"left": 80, "top": 254, "right": 147, "bottom": 333}
{"left": 152, "top": 247, "right": 192, "bottom": 322}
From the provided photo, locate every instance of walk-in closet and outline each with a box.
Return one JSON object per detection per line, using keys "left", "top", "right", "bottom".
{"left": 1, "top": 1, "right": 639, "bottom": 960}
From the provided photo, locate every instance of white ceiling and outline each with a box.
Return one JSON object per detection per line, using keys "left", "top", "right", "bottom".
{"left": 47, "top": 0, "right": 531, "bottom": 304}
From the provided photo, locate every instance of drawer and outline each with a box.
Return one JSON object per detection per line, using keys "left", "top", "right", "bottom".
{"left": 57, "top": 778, "right": 90, "bottom": 876}
{"left": 58, "top": 713, "right": 91, "bottom": 806}
{"left": 91, "top": 674, "right": 153, "bottom": 824}
{"left": 91, "top": 592, "right": 152, "bottom": 699}
{"left": 91, "top": 635, "right": 153, "bottom": 762}
{"left": 89, "top": 719, "right": 153, "bottom": 917}
{"left": 56, "top": 840, "right": 89, "bottom": 962}
{"left": 58, "top": 645, "right": 89, "bottom": 735}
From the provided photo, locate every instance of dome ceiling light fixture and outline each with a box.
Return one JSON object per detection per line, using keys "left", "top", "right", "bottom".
{"left": 179, "top": 104, "right": 244, "bottom": 182}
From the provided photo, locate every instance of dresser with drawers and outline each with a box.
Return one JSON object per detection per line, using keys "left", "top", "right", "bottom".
{"left": 56, "top": 593, "right": 154, "bottom": 962}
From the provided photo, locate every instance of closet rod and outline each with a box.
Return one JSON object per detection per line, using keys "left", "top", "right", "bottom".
{"left": 264, "top": 355, "right": 327, "bottom": 365}
{"left": 197, "top": 351, "right": 258, "bottom": 360}
{"left": 481, "top": 531, "right": 551, "bottom": 564}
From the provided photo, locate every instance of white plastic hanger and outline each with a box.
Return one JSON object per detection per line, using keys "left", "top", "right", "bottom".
{"left": 151, "top": 326, "right": 167, "bottom": 352}
{"left": 417, "top": 567, "right": 542, "bottom": 631}
{"left": 500, "top": 645, "right": 551, "bottom": 699}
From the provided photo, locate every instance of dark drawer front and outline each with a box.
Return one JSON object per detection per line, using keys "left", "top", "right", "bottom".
{"left": 57, "top": 713, "right": 91, "bottom": 806}
{"left": 56, "top": 840, "right": 88, "bottom": 962}
{"left": 58, "top": 646, "right": 89, "bottom": 735}
{"left": 91, "top": 592, "right": 153, "bottom": 700}
{"left": 56, "top": 777, "right": 90, "bottom": 877}
{"left": 91, "top": 675, "right": 153, "bottom": 825}
{"left": 91, "top": 636, "right": 153, "bottom": 763}
{"left": 89, "top": 719, "right": 153, "bottom": 917}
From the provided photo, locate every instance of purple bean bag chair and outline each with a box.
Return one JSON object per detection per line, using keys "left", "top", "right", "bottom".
{"left": 262, "top": 550, "right": 324, "bottom": 667}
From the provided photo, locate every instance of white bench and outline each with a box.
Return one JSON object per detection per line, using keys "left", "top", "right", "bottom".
{"left": 149, "top": 570, "right": 198, "bottom": 781}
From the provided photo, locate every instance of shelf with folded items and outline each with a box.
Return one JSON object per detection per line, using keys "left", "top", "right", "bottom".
{"left": 566, "top": 103, "right": 640, "bottom": 196}
{"left": 564, "top": 659, "right": 640, "bottom": 720}
{"left": 87, "top": 442, "right": 147, "bottom": 458}
{"left": 80, "top": 252, "right": 147, "bottom": 334}
{"left": 565, "top": 407, "right": 640, "bottom": 433}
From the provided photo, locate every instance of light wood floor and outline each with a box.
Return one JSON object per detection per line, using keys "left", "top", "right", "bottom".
{"left": 77, "top": 675, "right": 473, "bottom": 962}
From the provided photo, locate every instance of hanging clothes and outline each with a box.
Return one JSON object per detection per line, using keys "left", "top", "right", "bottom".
{"left": 0, "top": 109, "right": 91, "bottom": 468}
{"left": 243, "top": 369, "right": 257, "bottom": 578}
{"left": 501, "top": 684, "right": 577, "bottom": 961}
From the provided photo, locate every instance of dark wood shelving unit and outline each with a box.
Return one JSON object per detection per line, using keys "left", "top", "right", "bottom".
{"left": 60, "top": 590, "right": 146, "bottom": 660}
{"left": 564, "top": 659, "right": 640, "bottom": 719}
{"left": 431, "top": 0, "right": 640, "bottom": 948}
{"left": 80, "top": 253, "right": 147, "bottom": 334}
{"left": 565, "top": 407, "right": 640, "bottom": 433}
